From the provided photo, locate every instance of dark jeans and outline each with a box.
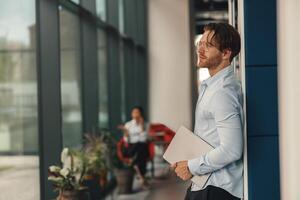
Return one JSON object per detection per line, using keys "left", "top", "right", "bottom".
{"left": 185, "top": 185, "right": 240, "bottom": 200}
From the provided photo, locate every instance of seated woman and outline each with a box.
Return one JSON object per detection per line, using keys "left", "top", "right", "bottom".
{"left": 118, "top": 106, "right": 150, "bottom": 189}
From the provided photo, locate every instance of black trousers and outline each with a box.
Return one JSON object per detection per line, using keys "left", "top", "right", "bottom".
{"left": 126, "top": 142, "right": 149, "bottom": 175}
{"left": 185, "top": 185, "right": 240, "bottom": 200}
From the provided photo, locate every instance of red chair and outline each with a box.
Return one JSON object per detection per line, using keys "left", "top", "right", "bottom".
{"left": 148, "top": 123, "right": 176, "bottom": 149}
{"left": 116, "top": 137, "right": 131, "bottom": 164}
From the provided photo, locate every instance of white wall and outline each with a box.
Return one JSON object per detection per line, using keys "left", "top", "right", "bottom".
{"left": 148, "top": 0, "right": 192, "bottom": 131}
{"left": 277, "top": 1, "right": 300, "bottom": 200}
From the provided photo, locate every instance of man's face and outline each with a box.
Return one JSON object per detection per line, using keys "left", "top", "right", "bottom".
{"left": 196, "top": 31, "right": 223, "bottom": 69}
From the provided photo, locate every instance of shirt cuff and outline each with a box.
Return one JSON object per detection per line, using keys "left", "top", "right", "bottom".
{"left": 188, "top": 156, "right": 205, "bottom": 176}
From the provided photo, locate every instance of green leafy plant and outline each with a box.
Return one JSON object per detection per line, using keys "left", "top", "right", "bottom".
{"left": 48, "top": 148, "right": 86, "bottom": 192}
{"left": 83, "top": 133, "right": 108, "bottom": 177}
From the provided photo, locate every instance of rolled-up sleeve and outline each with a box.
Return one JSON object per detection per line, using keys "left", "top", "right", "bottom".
{"left": 188, "top": 90, "right": 243, "bottom": 175}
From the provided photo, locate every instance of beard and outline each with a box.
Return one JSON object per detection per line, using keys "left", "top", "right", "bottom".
{"left": 197, "top": 53, "right": 222, "bottom": 69}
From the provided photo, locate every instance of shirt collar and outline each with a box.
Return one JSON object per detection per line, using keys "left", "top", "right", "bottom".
{"left": 202, "top": 65, "right": 234, "bottom": 87}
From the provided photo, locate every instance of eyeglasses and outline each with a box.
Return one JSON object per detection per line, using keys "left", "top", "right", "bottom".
{"left": 196, "top": 41, "right": 215, "bottom": 52}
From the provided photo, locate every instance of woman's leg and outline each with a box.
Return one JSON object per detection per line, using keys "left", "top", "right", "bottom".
{"left": 132, "top": 143, "right": 150, "bottom": 188}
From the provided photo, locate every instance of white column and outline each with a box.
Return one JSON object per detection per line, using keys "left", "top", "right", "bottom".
{"left": 237, "top": 0, "right": 248, "bottom": 199}
{"left": 148, "top": 0, "right": 192, "bottom": 130}
{"left": 277, "top": 1, "right": 300, "bottom": 200}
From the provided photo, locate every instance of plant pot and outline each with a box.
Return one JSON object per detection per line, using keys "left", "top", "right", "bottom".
{"left": 83, "top": 176, "right": 102, "bottom": 200}
{"left": 114, "top": 168, "right": 134, "bottom": 194}
{"left": 57, "top": 190, "right": 89, "bottom": 200}
{"left": 99, "top": 171, "right": 108, "bottom": 187}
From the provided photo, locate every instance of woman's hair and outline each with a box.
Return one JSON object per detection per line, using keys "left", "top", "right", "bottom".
{"left": 132, "top": 106, "right": 144, "bottom": 118}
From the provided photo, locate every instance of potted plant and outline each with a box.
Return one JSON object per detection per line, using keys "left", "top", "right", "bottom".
{"left": 90, "top": 130, "right": 135, "bottom": 194}
{"left": 112, "top": 137, "right": 135, "bottom": 194}
{"left": 113, "top": 158, "right": 135, "bottom": 194}
{"left": 48, "top": 148, "right": 89, "bottom": 200}
{"left": 82, "top": 133, "right": 109, "bottom": 199}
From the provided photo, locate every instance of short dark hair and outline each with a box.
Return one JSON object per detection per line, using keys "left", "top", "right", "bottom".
{"left": 204, "top": 23, "right": 241, "bottom": 62}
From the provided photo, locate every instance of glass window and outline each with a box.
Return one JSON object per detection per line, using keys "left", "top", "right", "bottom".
{"left": 0, "top": 1, "right": 40, "bottom": 199}
{"left": 97, "top": 29, "right": 109, "bottom": 128}
{"left": 70, "top": 0, "right": 80, "bottom": 4}
{"left": 118, "top": 0, "right": 125, "bottom": 33}
{"left": 119, "top": 40, "right": 126, "bottom": 122}
{"left": 59, "top": 7, "right": 83, "bottom": 148}
{"left": 96, "top": 0, "right": 106, "bottom": 21}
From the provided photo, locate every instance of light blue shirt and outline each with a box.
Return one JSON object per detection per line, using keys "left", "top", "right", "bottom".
{"left": 188, "top": 65, "right": 244, "bottom": 198}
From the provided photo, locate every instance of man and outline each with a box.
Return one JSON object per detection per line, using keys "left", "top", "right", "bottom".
{"left": 172, "top": 23, "right": 244, "bottom": 200}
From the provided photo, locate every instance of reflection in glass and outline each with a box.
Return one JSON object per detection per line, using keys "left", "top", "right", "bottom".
{"left": 59, "top": 7, "right": 82, "bottom": 148}
{"left": 97, "top": 30, "right": 109, "bottom": 128}
{"left": 0, "top": 1, "right": 40, "bottom": 199}
{"left": 96, "top": 0, "right": 106, "bottom": 21}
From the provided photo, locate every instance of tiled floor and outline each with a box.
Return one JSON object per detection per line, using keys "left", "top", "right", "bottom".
{"left": 0, "top": 156, "right": 40, "bottom": 200}
{"left": 0, "top": 150, "right": 190, "bottom": 200}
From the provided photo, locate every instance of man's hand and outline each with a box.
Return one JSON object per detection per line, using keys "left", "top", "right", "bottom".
{"left": 173, "top": 161, "right": 193, "bottom": 181}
